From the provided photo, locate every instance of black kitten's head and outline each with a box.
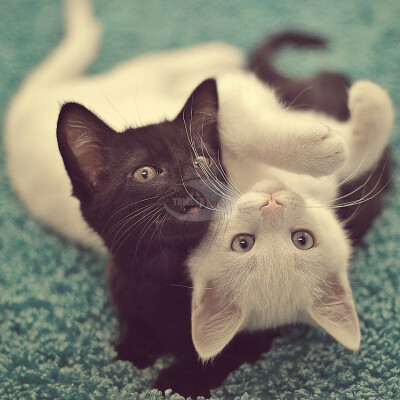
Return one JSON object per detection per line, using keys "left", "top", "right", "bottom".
{"left": 57, "top": 79, "right": 224, "bottom": 257}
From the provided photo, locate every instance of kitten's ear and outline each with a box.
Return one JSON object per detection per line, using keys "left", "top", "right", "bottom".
{"left": 177, "top": 79, "right": 219, "bottom": 142}
{"left": 57, "top": 103, "right": 115, "bottom": 198}
{"left": 307, "top": 272, "right": 361, "bottom": 351}
{"left": 191, "top": 279, "right": 244, "bottom": 360}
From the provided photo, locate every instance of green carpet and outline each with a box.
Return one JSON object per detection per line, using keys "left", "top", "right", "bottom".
{"left": 1, "top": 1, "right": 400, "bottom": 399}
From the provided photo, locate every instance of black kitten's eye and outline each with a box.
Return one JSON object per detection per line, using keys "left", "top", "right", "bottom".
{"left": 292, "top": 231, "right": 314, "bottom": 250}
{"left": 231, "top": 234, "right": 255, "bottom": 252}
{"left": 131, "top": 166, "right": 158, "bottom": 182}
{"left": 193, "top": 156, "right": 210, "bottom": 169}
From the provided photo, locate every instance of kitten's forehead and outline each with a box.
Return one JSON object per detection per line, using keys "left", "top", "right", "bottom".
{"left": 119, "top": 120, "right": 215, "bottom": 167}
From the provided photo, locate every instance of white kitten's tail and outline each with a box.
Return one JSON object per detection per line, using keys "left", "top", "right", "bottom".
{"left": 21, "top": 0, "right": 102, "bottom": 91}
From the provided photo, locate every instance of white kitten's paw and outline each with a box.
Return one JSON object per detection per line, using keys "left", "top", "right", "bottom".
{"left": 296, "top": 125, "right": 347, "bottom": 177}
{"left": 348, "top": 80, "right": 394, "bottom": 139}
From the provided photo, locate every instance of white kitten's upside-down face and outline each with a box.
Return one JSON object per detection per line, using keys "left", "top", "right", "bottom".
{"left": 188, "top": 179, "right": 361, "bottom": 360}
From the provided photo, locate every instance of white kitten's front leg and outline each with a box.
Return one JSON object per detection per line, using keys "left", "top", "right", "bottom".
{"left": 338, "top": 81, "right": 394, "bottom": 181}
{"left": 220, "top": 111, "right": 347, "bottom": 178}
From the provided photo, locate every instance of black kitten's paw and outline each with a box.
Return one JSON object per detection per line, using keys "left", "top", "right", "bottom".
{"left": 154, "top": 360, "right": 214, "bottom": 399}
{"left": 115, "top": 341, "right": 157, "bottom": 369}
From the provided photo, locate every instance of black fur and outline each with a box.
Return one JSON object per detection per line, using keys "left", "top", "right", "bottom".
{"left": 57, "top": 79, "right": 278, "bottom": 398}
{"left": 250, "top": 31, "right": 351, "bottom": 121}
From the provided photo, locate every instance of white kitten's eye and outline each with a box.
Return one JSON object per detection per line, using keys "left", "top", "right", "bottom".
{"left": 193, "top": 156, "right": 211, "bottom": 169}
{"left": 231, "top": 234, "right": 255, "bottom": 252}
{"left": 131, "top": 166, "right": 158, "bottom": 182}
{"left": 292, "top": 231, "right": 314, "bottom": 250}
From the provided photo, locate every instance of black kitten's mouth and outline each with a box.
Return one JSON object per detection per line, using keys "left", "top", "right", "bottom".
{"left": 182, "top": 204, "right": 204, "bottom": 215}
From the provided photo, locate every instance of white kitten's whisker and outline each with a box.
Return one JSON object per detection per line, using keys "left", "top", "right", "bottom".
{"left": 301, "top": 265, "right": 340, "bottom": 287}
{"left": 337, "top": 135, "right": 376, "bottom": 188}
{"left": 332, "top": 167, "right": 392, "bottom": 209}
{"left": 177, "top": 167, "right": 222, "bottom": 212}
{"left": 329, "top": 160, "right": 380, "bottom": 204}
{"left": 182, "top": 108, "right": 234, "bottom": 202}
{"left": 196, "top": 133, "right": 238, "bottom": 197}
{"left": 192, "top": 157, "right": 236, "bottom": 202}
{"left": 197, "top": 136, "right": 239, "bottom": 199}
{"left": 217, "top": 149, "right": 243, "bottom": 195}
{"left": 177, "top": 162, "right": 230, "bottom": 211}
{"left": 189, "top": 121, "right": 234, "bottom": 201}
{"left": 196, "top": 157, "right": 237, "bottom": 202}
{"left": 185, "top": 105, "right": 237, "bottom": 201}
{"left": 285, "top": 86, "right": 314, "bottom": 109}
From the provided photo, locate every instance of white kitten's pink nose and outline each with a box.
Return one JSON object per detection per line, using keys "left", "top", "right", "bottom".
{"left": 260, "top": 196, "right": 282, "bottom": 213}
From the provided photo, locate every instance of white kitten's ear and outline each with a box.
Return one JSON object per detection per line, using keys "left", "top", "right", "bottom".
{"left": 177, "top": 79, "right": 219, "bottom": 145}
{"left": 307, "top": 273, "right": 361, "bottom": 351}
{"left": 57, "top": 102, "right": 115, "bottom": 198}
{"left": 191, "top": 280, "right": 244, "bottom": 360}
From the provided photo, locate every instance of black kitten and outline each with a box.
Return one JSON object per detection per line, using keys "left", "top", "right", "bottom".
{"left": 57, "top": 79, "right": 278, "bottom": 397}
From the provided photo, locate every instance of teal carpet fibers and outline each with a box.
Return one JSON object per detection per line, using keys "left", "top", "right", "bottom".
{"left": 1, "top": 1, "right": 400, "bottom": 399}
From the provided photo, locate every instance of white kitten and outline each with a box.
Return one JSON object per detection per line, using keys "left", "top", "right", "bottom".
{"left": 187, "top": 80, "right": 394, "bottom": 360}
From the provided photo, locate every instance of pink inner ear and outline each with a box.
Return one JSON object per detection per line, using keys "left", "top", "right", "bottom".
{"left": 308, "top": 273, "right": 361, "bottom": 351}
{"left": 191, "top": 281, "right": 244, "bottom": 360}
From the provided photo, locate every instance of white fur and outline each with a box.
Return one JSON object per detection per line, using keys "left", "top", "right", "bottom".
{"left": 188, "top": 80, "right": 394, "bottom": 360}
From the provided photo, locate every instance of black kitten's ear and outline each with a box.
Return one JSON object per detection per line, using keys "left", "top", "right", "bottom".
{"left": 57, "top": 103, "right": 115, "bottom": 199}
{"left": 177, "top": 78, "right": 219, "bottom": 140}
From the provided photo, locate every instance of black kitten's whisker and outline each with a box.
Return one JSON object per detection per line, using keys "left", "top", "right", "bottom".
{"left": 111, "top": 205, "right": 162, "bottom": 252}
{"left": 102, "top": 195, "right": 159, "bottom": 235}
{"left": 143, "top": 211, "right": 165, "bottom": 263}
{"left": 133, "top": 209, "right": 164, "bottom": 262}
{"left": 117, "top": 207, "right": 163, "bottom": 256}
{"left": 105, "top": 204, "right": 159, "bottom": 243}
{"left": 105, "top": 203, "right": 160, "bottom": 242}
